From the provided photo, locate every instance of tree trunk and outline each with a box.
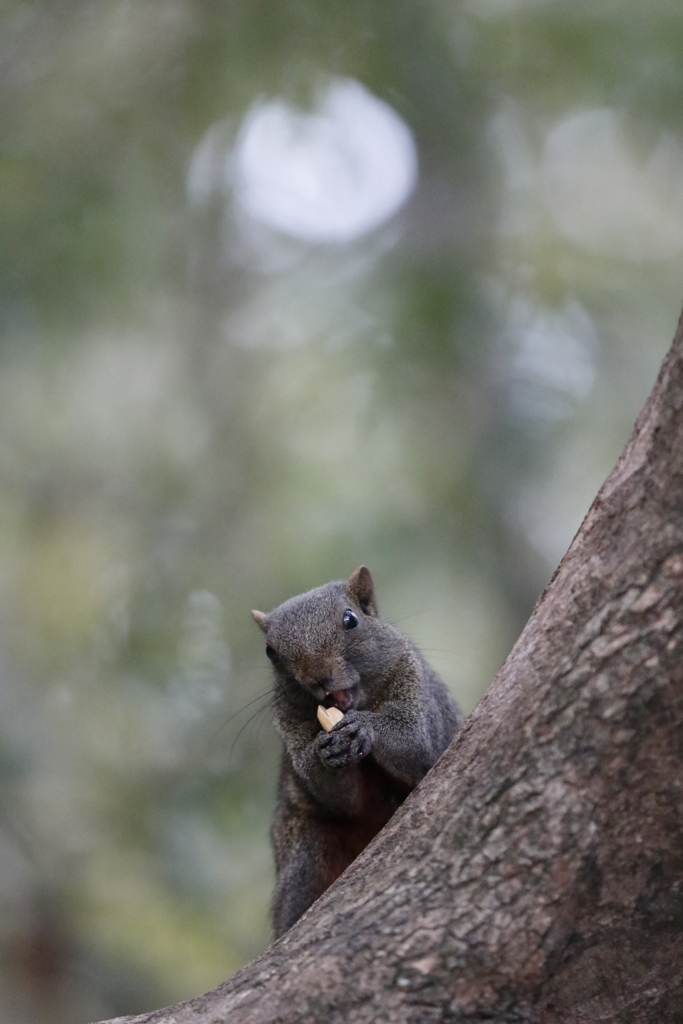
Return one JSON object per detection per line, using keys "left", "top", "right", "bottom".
{"left": 98, "top": 310, "right": 683, "bottom": 1024}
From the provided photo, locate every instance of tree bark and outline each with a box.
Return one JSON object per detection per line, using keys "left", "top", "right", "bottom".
{"left": 98, "top": 310, "right": 683, "bottom": 1024}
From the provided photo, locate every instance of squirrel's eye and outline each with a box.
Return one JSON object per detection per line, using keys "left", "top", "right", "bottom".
{"left": 343, "top": 609, "right": 359, "bottom": 630}
{"left": 265, "top": 645, "right": 278, "bottom": 663}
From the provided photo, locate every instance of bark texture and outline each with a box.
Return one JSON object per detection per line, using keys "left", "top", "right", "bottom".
{"left": 98, "top": 312, "right": 683, "bottom": 1024}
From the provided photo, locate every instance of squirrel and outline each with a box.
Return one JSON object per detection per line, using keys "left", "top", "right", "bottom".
{"left": 252, "top": 565, "right": 463, "bottom": 938}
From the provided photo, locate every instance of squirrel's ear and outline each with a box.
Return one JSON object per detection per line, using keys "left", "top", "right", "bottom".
{"left": 348, "top": 566, "right": 377, "bottom": 616}
{"left": 251, "top": 610, "right": 269, "bottom": 633}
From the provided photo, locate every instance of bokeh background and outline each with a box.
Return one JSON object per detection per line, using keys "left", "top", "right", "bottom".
{"left": 1, "top": 1, "right": 683, "bottom": 1020}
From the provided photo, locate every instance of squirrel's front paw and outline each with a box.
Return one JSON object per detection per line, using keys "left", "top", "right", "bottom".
{"left": 317, "top": 710, "right": 372, "bottom": 768}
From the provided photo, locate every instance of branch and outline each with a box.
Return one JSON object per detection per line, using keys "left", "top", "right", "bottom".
{"left": 98, "top": 309, "right": 683, "bottom": 1024}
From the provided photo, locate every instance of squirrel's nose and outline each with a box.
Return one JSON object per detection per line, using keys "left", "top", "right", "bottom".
{"left": 298, "top": 675, "right": 331, "bottom": 693}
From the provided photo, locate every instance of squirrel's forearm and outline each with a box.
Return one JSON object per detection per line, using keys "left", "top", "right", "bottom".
{"left": 363, "top": 707, "right": 442, "bottom": 787}
{"left": 289, "top": 742, "right": 365, "bottom": 816}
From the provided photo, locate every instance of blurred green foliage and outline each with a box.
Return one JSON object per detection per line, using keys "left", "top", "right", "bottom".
{"left": 0, "top": 0, "right": 682, "bottom": 1020}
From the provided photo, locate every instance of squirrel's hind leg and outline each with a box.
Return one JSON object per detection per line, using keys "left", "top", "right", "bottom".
{"left": 271, "top": 813, "right": 352, "bottom": 938}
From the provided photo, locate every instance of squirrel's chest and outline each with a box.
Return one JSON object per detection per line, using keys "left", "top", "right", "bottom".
{"left": 327, "top": 756, "right": 410, "bottom": 852}
{"left": 325, "top": 758, "right": 410, "bottom": 870}
{"left": 357, "top": 756, "right": 410, "bottom": 817}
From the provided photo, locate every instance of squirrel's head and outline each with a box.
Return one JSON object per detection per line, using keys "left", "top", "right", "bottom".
{"left": 252, "top": 567, "right": 378, "bottom": 711}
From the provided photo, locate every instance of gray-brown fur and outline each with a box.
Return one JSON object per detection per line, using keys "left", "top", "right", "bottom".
{"left": 252, "top": 566, "right": 463, "bottom": 938}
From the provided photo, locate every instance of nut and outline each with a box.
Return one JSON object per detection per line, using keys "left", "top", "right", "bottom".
{"left": 317, "top": 705, "right": 344, "bottom": 732}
